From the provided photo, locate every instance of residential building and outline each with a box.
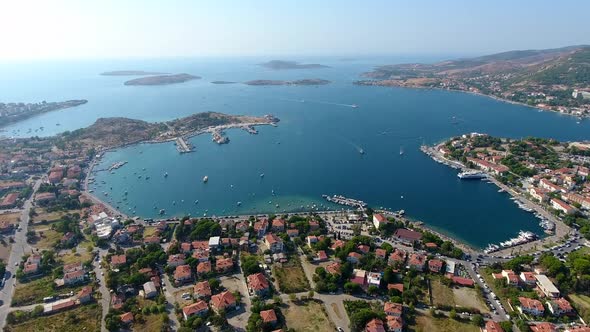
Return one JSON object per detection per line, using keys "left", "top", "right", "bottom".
{"left": 347, "top": 252, "right": 362, "bottom": 264}
{"left": 547, "top": 298, "right": 574, "bottom": 316}
{"left": 264, "top": 233, "right": 284, "bottom": 253}
{"left": 167, "top": 254, "right": 186, "bottom": 268}
{"left": 372, "top": 213, "right": 387, "bottom": 229}
{"left": 365, "top": 318, "right": 385, "bottom": 332}
{"left": 210, "top": 291, "right": 236, "bottom": 313}
{"left": 143, "top": 281, "right": 158, "bottom": 299}
{"left": 260, "top": 309, "right": 278, "bottom": 326}
{"left": 174, "top": 265, "right": 192, "bottom": 285}
{"left": 384, "top": 302, "right": 402, "bottom": 317}
{"left": 216, "top": 257, "right": 234, "bottom": 273}
{"left": 247, "top": 272, "right": 270, "bottom": 297}
{"left": 408, "top": 253, "right": 426, "bottom": 271}
{"left": 194, "top": 281, "right": 212, "bottom": 299}
{"left": 518, "top": 297, "right": 545, "bottom": 316}
{"left": 535, "top": 274, "right": 560, "bottom": 298}
{"left": 110, "top": 254, "right": 126, "bottom": 267}
{"left": 551, "top": 198, "right": 576, "bottom": 214}
{"left": 484, "top": 320, "right": 505, "bottom": 332}
{"left": 182, "top": 301, "right": 209, "bottom": 320}
{"left": 393, "top": 228, "right": 422, "bottom": 244}
{"left": 271, "top": 218, "right": 285, "bottom": 232}
{"left": 428, "top": 259, "right": 443, "bottom": 273}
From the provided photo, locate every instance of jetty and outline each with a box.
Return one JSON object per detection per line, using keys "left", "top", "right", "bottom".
{"left": 212, "top": 130, "right": 229, "bottom": 144}
{"left": 322, "top": 194, "right": 367, "bottom": 209}
{"left": 107, "top": 161, "right": 127, "bottom": 172}
{"left": 242, "top": 125, "right": 258, "bottom": 134}
{"left": 175, "top": 137, "right": 194, "bottom": 153}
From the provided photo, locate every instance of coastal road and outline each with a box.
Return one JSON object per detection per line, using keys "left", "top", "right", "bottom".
{"left": 0, "top": 177, "right": 43, "bottom": 329}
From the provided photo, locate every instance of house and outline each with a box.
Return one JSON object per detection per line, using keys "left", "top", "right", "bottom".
{"left": 350, "top": 269, "right": 367, "bottom": 286}
{"left": 375, "top": 248, "right": 387, "bottom": 260}
{"left": 384, "top": 302, "right": 403, "bottom": 317}
{"left": 63, "top": 262, "right": 83, "bottom": 274}
{"left": 247, "top": 272, "right": 270, "bottom": 296}
{"left": 451, "top": 276, "right": 474, "bottom": 287}
{"left": 372, "top": 214, "right": 387, "bottom": 229}
{"left": 388, "top": 249, "right": 406, "bottom": 266}
{"left": 210, "top": 290, "right": 236, "bottom": 313}
{"left": 48, "top": 170, "right": 63, "bottom": 184}
{"left": 325, "top": 262, "right": 341, "bottom": 275}
{"left": 110, "top": 255, "right": 127, "bottom": 267}
{"left": 466, "top": 157, "right": 510, "bottom": 175}
{"left": 316, "top": 250, "right": 328, "bottom": 262}
{"left": 264, "top": 233, "right": 284, "bottom": 253}
{"left": 530, "top": 322, "right": 556, "bottom": 332}
{"left": 539, "top": 178, "right": 565, "bottom": 193}
{"left": 535, "top": 274, "right": 560, "bottom": 298}
{"left": 331, "top": 239, "right": 345, "bottom": 250}
{"left": 518, "top": 297, "right": 545, "bottom": 316}
{"left": 307, "top": 235, "right": 319, "bottom": 247}
{"left": 365, "top": 318, "right": 385, "bottom": 332}
{"left": 501, "top": 270, "right": 520, "bottom": 286}
{"left": 347, "top": 252, "right": 362, "bottom": 264}
{"left": 182, "top": 301, "right": 209, "bottom": 320}
{"left": 194, "top": 281, "right": 212, "bottom": 299}
{"left": 235, "top": 221, "right": 249, "bottom": 232}
{"left": 143, "top": 281, "right": 158, "bottom": 299}
{"left": 387, "top": 283, "right": 404, "bottom": 294}
{"left": 216, "top": 257, "right": 234, "bottom": 273}
{"left": 547, "top": 298, "right": 574, "bottom": 316}
{"left": 192, "top": 240, "right": 209, "bottom": 251}
{"left": 428, "top": 259, "right": 443, "bottom": 273}
{"left": 425, "top": 242, "right": 438, "bottom": 250}
{"left": 484, "top": 320, "right": 505, "bottom": 332}
{"left": 24, "top": 262, "right": 39, "bottom": 274}
{"left": 180, "top": 242, "right": 192, "bottom": 253}
{"left": 529, "top": 187, "right": 549, "bottom": 202}
{"left": 367, "top": 272, "right": 382, "bottom": 286}
{"left": 357, "top": 244, "right": 370, "bottom": 254}
{"left": 309, "top": 220, "right": 319, "bottom": 230}
{"left": 192, "top": 250, "right": 210, "bottom": 262}
{"left": 63, "top": 269, "right": 85, "bottom": 285}
{"left": 551, "top": 198, "right": 576, "bottom": 214}
{"left": 253, "top": 219, "right": 269, "bottom": 237}
{"left": 120, "top": 312, "right": 134, "bottom": 325}
{"left": 174, "top": 265, "right": 192, "bottom": 285}
{"left": 111, "top": 294, "right": 124, "bottom": 310}
{"left": 520, "top": 272, "right": 536, "bottom": 286}
{"left": 286, "top": 229, "right": 299, "bottom": 238}
{"left": 260, "top": 309, "right": 278, "bottom": 326}
{"left": 76, "top": 286, "right": 93, "bottom": 304}
{"left": 35, "top": 192, "right": 56, "bottom": 203}
{"left": 209, "top": 236, "right": 221, "bottom": 251}
{"left": 271, "top": 218, "right": 285, "bottom": 232}
{"left": 408, "top": 253, "right": 426, "bottom": 271}
{"left": 0, "top": 193, "right": 19, "bottom": 208}
{"left": 393, "top": 228, "right": 422, "bottom": 244}
{"left": 197, "top": 261, "right": 212, "bottom": 275}
{"left": 167, "top": 254, "right": 186, "bottom": 268}
{"left": 386, "top": 316, "right": 403, "bottom": 332}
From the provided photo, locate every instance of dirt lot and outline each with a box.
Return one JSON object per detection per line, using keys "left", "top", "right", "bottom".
{"left": 431, "top": 278, "right": 488, "bottom": 313}
{"left": 32, "top": 209, "right": 71, "bottom": 223}
{"left": 273, "top": 258, "right": 310, "bottom": 293}
{"left": 283, "top": 300, "right": 334, "bottom": 332}
{"left": 6, "top": 303, "right": 101, "bottom": 332}
{"left": 0, "top": 211, "right": 20, "bottom": 225}
{"left": 172, "top": 285, "right": 195, "bottom": 306}
{"left": 30, "top": 225, "right": 61, "bottom": 250}
{"left": 410, "top": 311, "right": 480, "bottom": 332}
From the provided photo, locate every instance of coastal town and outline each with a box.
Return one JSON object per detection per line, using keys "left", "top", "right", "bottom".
{"left": 1, "top": 119, "right": 590, "bottom": 332}
{"left": 0, "top": 100, "right": 87, "bottom": 129}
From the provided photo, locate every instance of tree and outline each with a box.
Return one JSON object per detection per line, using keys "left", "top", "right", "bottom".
{"left": 471, "top": 314, "right": 483, "bottom": 326}
{"left": 449, "top": 309, "right": 457, "bottom": 320}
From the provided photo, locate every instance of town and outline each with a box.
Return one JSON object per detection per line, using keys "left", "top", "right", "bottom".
{"left": 0, "top": 130, "right": 589, "bottom": 332}
{"left": 0, "top": 100, "right": 87, "bottom": 128}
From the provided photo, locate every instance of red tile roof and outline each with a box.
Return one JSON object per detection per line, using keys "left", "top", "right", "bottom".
{"left": 120, "top": 312, "right": 134, "bottom": 324}
{"left": 210, "top": 291, "right": 236, "bottom": 311}
{"left": 485, "top": 320, "right": 505, "bottom": 332}
{"left": 260, "top": 309, "right": 278, "bottom": 323}
{"left": 110, "top": 254, "right": 126, "bottom": 266}
{"left": 197, "top": 261, "right": 211, "bottom": 274}
{"left": 247, "top": 272, "right": 269, "bottom": 291}
{"left": 194, "top": 281, "right": 212, "bottom": 297}
{"left": 365, "top": 318, "right": 385, "bottom": 332}
{"left": 387, "top": 283, "right": 404, "bottom": 293}
{"left": 393, "top": 228, "right": 422, "bottom": 242}
{"left": 182, "top": 300, "right": 208, "bottom": 318}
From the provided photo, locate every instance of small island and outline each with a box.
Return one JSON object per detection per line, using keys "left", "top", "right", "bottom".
{"left": 0, "top": 100, "right": 88, "bottom": 128}
{"left": 100, "top": 70, "right": 167, "bottom": 76}
{"left": 259, "top": 60, "right": 329, "bottom": 70}
{"left": 124, "top": 73, "right": 201, "bottom": 86}
{"left": 244, "top": 79, "right": 331, "bottom": 86}
{"left": 210, "top": 81, "right": 237, "bottom": 84}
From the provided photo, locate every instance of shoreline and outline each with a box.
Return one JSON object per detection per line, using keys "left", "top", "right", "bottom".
{"left": 420, "top": 144, "right": 573, "bottom": 256}
{"left": 356, "top": 82, "right": 589, "bottom": 120}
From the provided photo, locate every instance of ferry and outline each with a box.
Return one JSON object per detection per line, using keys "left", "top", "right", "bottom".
{"left": 457, "top": 171, "right": 487, "bottom": 179}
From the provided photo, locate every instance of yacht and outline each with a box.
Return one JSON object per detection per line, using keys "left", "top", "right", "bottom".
{"left": 351, "top": 104, "right": 359, "bottom": 108}
{"left": 457, "top": 171, "right": 487, "bottom": 179}
{"left": 203, "top": 176, "right": 209, "bottom": 183}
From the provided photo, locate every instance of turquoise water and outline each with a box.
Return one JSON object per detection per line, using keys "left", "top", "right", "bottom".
{"left": 1, "top": 57, "right": 589, "bottom": 248}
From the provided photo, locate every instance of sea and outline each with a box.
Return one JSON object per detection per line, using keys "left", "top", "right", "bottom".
{"left": 1, "top": 56, "right": 589, "bottom": 249}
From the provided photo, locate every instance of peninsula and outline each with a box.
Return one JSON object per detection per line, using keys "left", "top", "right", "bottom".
{"left": 0, "top": 99, "right": 87, "bottom": 128}
{"left": 244, "top": 78, "right": 331, "bottom": 86}
{"left": 61, "top": 111, "right": 279, "bottom": 150}
{"left": 259, "top": 60, "right": 329, "bottom": 70}
{"left": 356, "top": 45, "right": 590, "bottom": 117}
{"left": 124, "top": 73, "right": 200, "bottom": 86}
{"left": 100, "top": 70, "right": 167, "bottom": 76}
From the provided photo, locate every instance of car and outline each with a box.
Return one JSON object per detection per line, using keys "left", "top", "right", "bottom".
{"left": 337, "top": 328, "right": 345, "bottom": 332}
{"left": 101, "top": 272, "right": 104, "bottom": 276}
{"left": 14, "top": 262, "right": 18, "bottom": 266}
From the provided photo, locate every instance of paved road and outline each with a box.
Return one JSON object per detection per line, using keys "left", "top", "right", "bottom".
{"left": 94, "top": 248, "right": 110, "bottom": 332}
{"left": 226, "top": 259, "right": 252, "bottom": 331}
{"left": 161, "top": 269, "right": 181, "bottom": 330}
{"left": 0, "top": 178, "right": 42, "bottom": 329}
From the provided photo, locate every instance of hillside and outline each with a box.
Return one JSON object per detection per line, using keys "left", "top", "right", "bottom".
{"left": 356, "top": 45, "right": 590, "bottom": 116}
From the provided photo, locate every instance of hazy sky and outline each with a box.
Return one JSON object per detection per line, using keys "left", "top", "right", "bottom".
{"left": 1, "top": 0, "right": 589, "bottom": 60}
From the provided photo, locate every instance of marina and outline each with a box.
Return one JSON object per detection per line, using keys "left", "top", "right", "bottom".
{"left": 322, "top": 194, "right": 367, "bottom": 209}
{"left": 175, "top": 137, "right": 194, "bottom": 153}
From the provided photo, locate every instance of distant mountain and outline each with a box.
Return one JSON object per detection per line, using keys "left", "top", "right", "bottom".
{"left": 259, "top": 60, "right": 329, "bottom": 70}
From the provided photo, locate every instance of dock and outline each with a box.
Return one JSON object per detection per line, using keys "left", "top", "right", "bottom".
{"left": 175, "top": 137, "right": 194, "bottom": 153}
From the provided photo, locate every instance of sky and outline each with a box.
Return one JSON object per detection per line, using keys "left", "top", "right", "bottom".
{"left": 1, "top": 0, "right": 589, "bottom": 60}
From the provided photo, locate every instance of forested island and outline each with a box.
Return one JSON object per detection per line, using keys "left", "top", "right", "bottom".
{"left": 244, "top": 79, "right": 331, "bottom": 86}
{"left": 100, "top": 71, "right": 167, "bottom": 76}
{"left": 259, "top": 60, "right": 329, "bottom": 70}
{"left": 124, "top": 73, "right": 200, "bottom": 86}
{"left": 0, "top": 100, "right": 87, "bottom": 128}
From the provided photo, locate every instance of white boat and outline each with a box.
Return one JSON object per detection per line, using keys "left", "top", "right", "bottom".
{"left": 351, "top": 104, "right": 358, "bottom": 108}
{"left": 203, "top": 176, "right": 208, "bottom": 183}
{"left": 457, "top": 171, "right": 487, "bottom": 179}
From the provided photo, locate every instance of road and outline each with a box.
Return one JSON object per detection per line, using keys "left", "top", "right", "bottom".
{"left": 226, "top": 259, "right": 252, "bottom": 331}
{"left": 161, "top": 268, "right": 181, "bottom": 330}
{"left": 94, "top": 248, "right": 110, "bottom": 332}
{"left": 0, "top": 177, "right": 43, "bottom": 329}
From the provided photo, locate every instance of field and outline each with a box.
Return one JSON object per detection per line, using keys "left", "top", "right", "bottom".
{"left": 133, "top": 313, "right": 164, "bottom": 332}
{"left": 12, "top": 276, "right": 89, "bottom": 306}
{"left": 570, "top": 294, "right": 590, "bottom": 321}
{"left": 283, "top": 300, "right": 334, "bottom": 332}
{"left": 32, "top": 209, "right": 71, "bottom": 223}
{"left": 272, "top": 258, "right": 310, "bottom": 293}
{"left": 0, "top": 211, "right": 20, "bottom": 224}
{"left": 31, "top": 224, "right": 62, "bottom": 250}
{"left": 143, "top": 226, "right": 159, "bottom": 238}
{"left": 58, "top": 240, "right": 94, "bottom": 264}
{"left": 5, "top": 303, "right": 101, "bottom": 332}
{"left": 409, "top": 311, "right": 480, "bottom": 332}
{"left": 430, "top": 278, "right": 488, "bottom": 312}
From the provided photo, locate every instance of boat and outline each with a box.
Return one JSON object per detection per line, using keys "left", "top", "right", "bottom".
{"left": 260, "top": 173, "right": 264, "bottom": 178}
{"left": 237, "top": 201, "right": 242, "bottom": 206}
{"left": 359, "top": 148, "right": 365, "bottom": 155}
{"left": 457, "top": 171, "right": 487, "bottom": 179}
{"left": 498, "top": 188, "right": 505, "bottom": 193}
{"left": 164, "top": 172, "right": 168, "bottom": 178}
{"left": 351, "top": 104, "right": 358, "bottom": 108}
{"left": 203, "top": 176, "right": 208, "bottom": 183}
{"left": 159, "top": 209, "right": 165, "bottom": 215}
{"left": 399, "top": 147, "right": 404, "bottom": 155}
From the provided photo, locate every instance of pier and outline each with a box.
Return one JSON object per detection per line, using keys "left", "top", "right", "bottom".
{"left": 175, "top": 137, "right": 194, "bottom": 153}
